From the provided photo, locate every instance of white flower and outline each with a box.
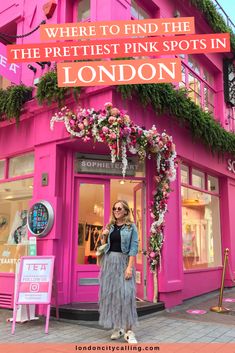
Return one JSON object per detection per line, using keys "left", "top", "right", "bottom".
{"left": 121, "top": 143, "right": 128, "bottom": 177}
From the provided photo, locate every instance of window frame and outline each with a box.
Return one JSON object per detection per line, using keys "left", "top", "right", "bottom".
{"left": 74, "top": 0, "right": 91, "bottom": 23}
{"left": 181, "top": 164, "right": 220, "bottom": 197}
{"left": 180, "top": 163, "right": 222, "bottom": 272}
{"left": 179, "top": 55, "right": 216, "bottom": 114}
{"left": 130, "top": 0, "right": 150, "bottom": 20}
{"left": 0, "top": 152, "right": 34, "bottom": 183}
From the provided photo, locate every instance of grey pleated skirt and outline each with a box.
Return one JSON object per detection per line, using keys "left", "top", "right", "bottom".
{"left": 98, "top": 251, "right": 138, "bottom": 329}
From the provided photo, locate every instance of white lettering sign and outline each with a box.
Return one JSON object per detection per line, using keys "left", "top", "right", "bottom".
{"left": 76, "top": 158, "right": 143, "bottom": 176}
{"left": 227, "top": 159, "right": 235, "bottom": 174}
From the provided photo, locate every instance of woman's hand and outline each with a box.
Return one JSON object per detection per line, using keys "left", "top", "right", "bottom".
{"left": 101, "top": 229, "right": 109, "bottom": 244}
{"left": 125, "top": 266, "right": 133, "bottom": 280}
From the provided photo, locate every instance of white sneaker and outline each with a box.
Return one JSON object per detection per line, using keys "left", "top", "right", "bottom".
{"left": 124, "top": 330, "right": 138, "bottom": 344}
{"left": 111, "top": 328, "right": 124, "bottom": 340}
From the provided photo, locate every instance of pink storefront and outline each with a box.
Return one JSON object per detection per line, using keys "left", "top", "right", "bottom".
{"left": 0, "top": 0, "right": 234, "bottom": 311}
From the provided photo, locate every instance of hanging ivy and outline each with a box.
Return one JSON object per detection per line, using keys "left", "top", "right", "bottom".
{"left": 36, "top": 69, "right": 81, "bottom": 108}
{"left": 0, "top": 85, "right": 32, "bottom": 124}
{"left": 190, "top": 0, "right": 235, "bottom": 50}
{"left": 117, "top": 83, "right": 235, "bottom": 156}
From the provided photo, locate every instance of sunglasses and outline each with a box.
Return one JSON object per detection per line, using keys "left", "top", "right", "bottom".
{"left": 112, "top": 207, "right": 123, "bottom": 211}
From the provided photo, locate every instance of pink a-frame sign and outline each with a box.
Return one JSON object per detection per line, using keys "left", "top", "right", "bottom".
{"left": 12, "top": 256, "right": 55, "bottom": 334}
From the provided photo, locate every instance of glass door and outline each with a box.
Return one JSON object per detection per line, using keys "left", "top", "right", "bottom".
{"left": 72, "top": 177, "right": 146, "bottom": 303}
{"left": 110, "top": 179, "right": 146, "bottom": 301}
{"left": 72, "top": 178, "right": 110, "bottom": 302}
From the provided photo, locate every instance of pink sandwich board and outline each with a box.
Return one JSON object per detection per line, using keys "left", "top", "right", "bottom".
{"left": 12, "top": 256, "right": 55, "bottom": 334}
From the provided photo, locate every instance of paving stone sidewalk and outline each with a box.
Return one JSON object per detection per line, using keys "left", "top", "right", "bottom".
{"left": 1, "top": 287, "right": 235, "bottom": 343}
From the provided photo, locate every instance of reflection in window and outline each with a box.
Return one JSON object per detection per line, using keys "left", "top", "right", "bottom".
{"left": 179, "top": 65, "right": 186, "bottom": 88}
{"left": 188, "top": 73, "right": 201, "bottom": 106}
{"left": 78, "top": 0, "right": 90, "bottom": 21}
{"left": 77, "top": 183, "right": 104, "bottom": 265}
{"left": 0, "top": 178, "right": 33, "bottom": 273}
{"left": 131, "top": 0, "right": 149, "bottom": 19}
{"left": 192, "top": 169, "right": 205, "bottom": 189}
{"left": 0, "top": 160, "right": 4, "bottom": 179}
{"left": 182, "top": 186, "right": 221, "bottom": 270}
{"left": 9, "top": 153, "right": 34, "bottom": 178}
{"left": 208, "top": 175, "right": 219, "bottom": 193}
{"left": 181, "top": 164, "right": 189, "bottom": 184}
{"left": 0, "top": 75, "right": 11, "bottom": 90}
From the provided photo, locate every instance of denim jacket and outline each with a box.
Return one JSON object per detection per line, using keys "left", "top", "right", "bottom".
{"left": 104, "top": 223, "right": 138, "bottom": 256}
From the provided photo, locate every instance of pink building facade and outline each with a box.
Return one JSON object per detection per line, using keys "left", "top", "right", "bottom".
{"left": 0, "top": 0, "right": 234, "bottom": 309}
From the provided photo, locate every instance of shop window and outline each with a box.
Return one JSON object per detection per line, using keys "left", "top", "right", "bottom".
{"left": 0, "top": 75, "right": 11, "bottom": 89}
{"left": 0, "top": 178, "right": 33, "bottom": 273}
{"left": 208, "top": 175, "right": 219, "bottom": 193}
{"left": 180, "top": 55, "right": 215, "bottom": 114}
{"left": 181, "top": 164, "right": 189, "bottom": 184}
{"left": 192, "top": 169, "right": 205, "bottom": 189}
{"left": 181, "top": 165, "right": 221, "bottom": 270}
{"left": 77, "top": 0, "right": 90, "bottom": 21}
{"left": 0, "top": 160, "right": 4, "bottom": 180}
{"left": 131, "top": 0, "right": 149, "bottom": 19}
{"left": 9, "top": 153, "right": 34, "bottom": 178}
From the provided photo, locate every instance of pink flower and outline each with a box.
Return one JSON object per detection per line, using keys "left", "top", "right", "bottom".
{"left": 102, "top": 126, "right": 109, "bottom": 134}
{"left": 83, "top": 136, "right": 90, "bottom": 142}
{"left": 117, "top": 117, "right": 123, "bottom": 124}
{"left": 123, "top": 114, "right": 130, "bottom": 123}
{"left": 123, "top": 127, "right": 131, "bottom": 135}
{"left": 83, "top": 118, "right": 88, "bottom": 127}
{"left": 111, "top": 108, "right": 120, "bottom": 116}
{"left": 109, "top": 132, "right": 117, "bottom": 139}
{"left": 108, "top": 116, "right": 116, "bottom": 124}
{"left": 104, "top": 102, "right": 113, "bottom": 109}
{"left": 78, "top": 123, "right": 84, "bottom": 130}
{"left": 150, "top": 252, "right": 156, "bottom": 258}
{"left": 158, "top": 141, "right": 163, "bottom": 148}
{"left": 69, "top": 120, "right": 75, "bottom": 127}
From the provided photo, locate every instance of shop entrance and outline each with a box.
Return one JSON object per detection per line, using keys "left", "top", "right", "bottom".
{"left": 71, "top": 178, "right": 146, "bottom": 303}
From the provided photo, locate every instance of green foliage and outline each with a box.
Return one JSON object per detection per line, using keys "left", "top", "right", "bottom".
{"left": 0, "top": 89, "right": 8, "bottom": 119}
{"left": 117, "top": 83, "right": 235, "bottom": 156}
{"left": 36, "top": 70, "right": 81, "bottom": 108}
{"left": 189, "top": 0, "right": 235, "bottom": 50}
{"left": 0, "top": 85, "right": 32, "bottom": 124}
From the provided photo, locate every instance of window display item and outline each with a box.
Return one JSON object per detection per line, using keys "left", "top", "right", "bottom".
{"left": 8, "top": 211, "right": 28, "bottom": 244}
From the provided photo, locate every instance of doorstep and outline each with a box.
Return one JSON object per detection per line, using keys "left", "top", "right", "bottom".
{"left": 51, "top": 300, "right": 165, "bottom": 321}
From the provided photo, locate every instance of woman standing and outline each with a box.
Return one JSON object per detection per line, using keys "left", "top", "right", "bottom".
{"left": 99, "top": 200, "right": 139, "bottom": 344}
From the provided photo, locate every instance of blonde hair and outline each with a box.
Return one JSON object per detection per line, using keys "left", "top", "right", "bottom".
{"left": 108, "top": 200, "right": 133, "bottom": 227}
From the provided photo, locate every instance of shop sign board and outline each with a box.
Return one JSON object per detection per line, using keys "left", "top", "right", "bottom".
{"left": 12, "top": 256, "right": 55, "bottom": 334}
{"left": 0, "top": 42, "right": 20, "bottom": 84}
{"left": 75, "top": 154, "right": 144, "bottom": 176}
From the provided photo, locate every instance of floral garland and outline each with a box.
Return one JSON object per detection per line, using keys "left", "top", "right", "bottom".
{"left": 50, "top": 103, "right": 177, "bottom": 273}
